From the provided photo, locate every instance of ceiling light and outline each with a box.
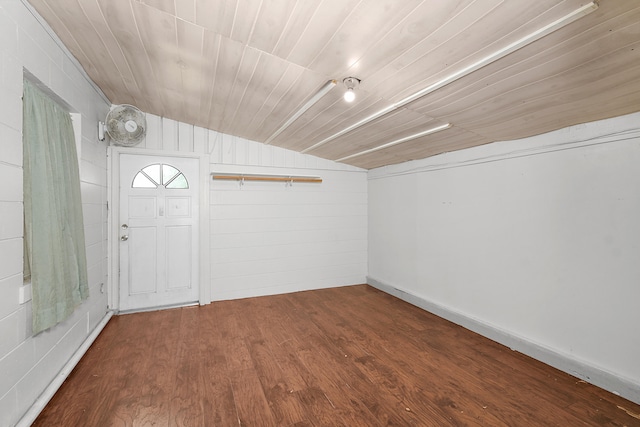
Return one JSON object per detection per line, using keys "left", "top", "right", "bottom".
{"left": 302, "top": 2, "right": 598, "bottom": 154}
{"left": 344, "top": 88, "right": 356, "bottom": 103}
{"left": 264, "top": 79, "right": 336, "bottom": 145}
{"left": 343, "top": 77, "right": 360, "bottom": 102}
{"left": 335, "top": 123, "right": 452, "bottom": 162}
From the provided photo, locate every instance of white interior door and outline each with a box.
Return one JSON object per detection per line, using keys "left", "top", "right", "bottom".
{"left": 118, "top": 153, "right": 199, "bottom": 311}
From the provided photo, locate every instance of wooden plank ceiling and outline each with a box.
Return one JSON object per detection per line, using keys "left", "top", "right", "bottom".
{"left": 26, "top": 0, "right": 640, "bottom": 169}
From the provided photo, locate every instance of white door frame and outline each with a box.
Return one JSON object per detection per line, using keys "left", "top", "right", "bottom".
{"left": 108, "top": 147, "right": 210, "bottom": 311}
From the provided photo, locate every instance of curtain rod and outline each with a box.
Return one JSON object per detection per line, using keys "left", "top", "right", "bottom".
{"left": 211, "top": 173, "right": 322, "bottom": 183}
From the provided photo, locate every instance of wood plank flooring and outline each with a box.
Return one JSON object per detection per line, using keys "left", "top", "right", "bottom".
{"left": 34, "top": 285, "right": 640, "bottom": 426}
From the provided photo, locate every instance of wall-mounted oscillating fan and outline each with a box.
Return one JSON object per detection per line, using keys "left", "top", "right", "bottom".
{"left": 104, "top": 104, "right": 146, "bottom": 147}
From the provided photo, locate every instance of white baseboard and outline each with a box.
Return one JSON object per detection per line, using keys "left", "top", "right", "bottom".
{"left": 16, "top": 310, "right": 115, "bottom": 427}
{"left": 367, "top": 276, "right": 640, "bottom": 405}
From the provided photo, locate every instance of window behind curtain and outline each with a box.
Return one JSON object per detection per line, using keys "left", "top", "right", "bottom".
{"left": 23, "top": 78, "right": 89, "bottom": 334}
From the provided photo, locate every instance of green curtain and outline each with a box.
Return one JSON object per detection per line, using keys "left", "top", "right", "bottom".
{"left": 23, "top": 79, "right": 89, "bottom": 334}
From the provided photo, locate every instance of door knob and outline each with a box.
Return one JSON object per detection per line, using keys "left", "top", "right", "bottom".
{"left": 120, "top": 235, "right": 129, "bottom": 241}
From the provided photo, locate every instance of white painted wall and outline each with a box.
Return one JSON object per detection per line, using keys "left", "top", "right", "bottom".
{"left": 130, "top": 113, "right": 368, "bottom": 301}
{"left": 0, "top": 2, "right": 111, "bottom": 425}
{"left": 368, "top": 112, "right": 640, "bottom": 404}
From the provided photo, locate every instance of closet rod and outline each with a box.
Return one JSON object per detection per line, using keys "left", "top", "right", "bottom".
{"left": 211, "top": 173, "right": 322, "bottom": 183}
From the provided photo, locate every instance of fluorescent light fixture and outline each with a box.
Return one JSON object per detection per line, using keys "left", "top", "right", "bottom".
{"left": 302, "top": 2, "right": 598, "bottom": 154}
{"left": 335, "top": 123, "right": 452, "bottom": 162}
{"left": 264, "top": 79, "right": 336, "bottom": 145}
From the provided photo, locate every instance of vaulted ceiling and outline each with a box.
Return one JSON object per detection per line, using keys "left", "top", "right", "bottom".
{"left": 26, "top": 0, "right": 640, "bottom": 169}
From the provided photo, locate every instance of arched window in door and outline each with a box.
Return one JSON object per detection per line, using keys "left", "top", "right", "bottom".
{"left": 132, "top": 163, "right": 189, "bottom": 189}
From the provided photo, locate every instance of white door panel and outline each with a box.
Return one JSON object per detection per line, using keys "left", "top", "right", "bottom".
{"left": 128, "top": 226, "right": 157, "bottom": 294}
{"left": 118, "top": 154, "right": 199, "bottom": 311}
{"left": 166, "top": 225, "right": 192, "bottom": 290}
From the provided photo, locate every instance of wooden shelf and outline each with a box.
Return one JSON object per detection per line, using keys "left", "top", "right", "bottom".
{"left": 211, "top": 173, "right": 322, "bottom": 184}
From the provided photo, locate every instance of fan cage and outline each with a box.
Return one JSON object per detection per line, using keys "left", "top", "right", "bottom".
{"left": 106, "top": 104, "right": 146, "bottom": 147}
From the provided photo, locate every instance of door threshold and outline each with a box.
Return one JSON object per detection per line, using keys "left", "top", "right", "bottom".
{"left": 118, "top": 301, "right": 199, "bottom": 315}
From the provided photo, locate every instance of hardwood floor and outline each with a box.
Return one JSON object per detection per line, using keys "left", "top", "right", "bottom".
{"left": 34, "top": 285, "right": 640, "bottom": 426}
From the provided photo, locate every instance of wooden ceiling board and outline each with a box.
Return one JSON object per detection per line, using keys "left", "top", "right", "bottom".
{"left": 131, "top": 1, "right": 187, "bottom": 120}
{"left": 261, "top": 88, "right": 347, "bottom": 149}
{"left": 466, "top": 59, "right": 640, "bottom": 141}
{"left": 283, "top": 0, "right": 361, "bottom": 68}
{"left": 409, "top": 3, "right": 640, "bottom": 118}
{"left": 441, "top": 40, "right": 640, "bottom": 139}
{"left": 245, "top": 64, "right": 308, "bottom": 141}
{"left": 348, "top": 128, "right": 492, "bottom": 169}
{"left": 396, "top": 138, "right": 495, "bottom": 168}
{"left": 310, "top": 111, "right": 439, "bottom": 161}
{"left": 221, "top": 50, "right": 330, "bottom": 142}
{"left": 267, "top": 90, "right": 387, "bottom": 150}
{"left": 247, "top": 0, "right": 298, "bottom": 54}
{"left": 470, "top": 88, "right": 640, "bottom": 144}
{"left": 306, "top": 0, "right": 425, "bottom": 77}
{"left": 370, "top": 0, "right": 588, "bottom": 103}
{"left": 217, "top": 45, "right": 263, "bottom": 133}
{"left": 138, "top": 0, "right": 175, "bottom": 16}
{"left": 270, "top": 1, "right": 322, "bottom": 59}
{"left": 194, "top": 0, "right": 236, "bottom": 37}
{"left": 131, "top": 2, "right": 179, "bottom": 95}
{"left": 408, "top": 40, "right": 640, "bottom": 141}
{"left": 223, "top": 53, "right": 292, "bottom": 138}
{"left": 272, "top": 94, "right": 398, "bottom": 152}
{"left": 176, "top": 0, "right": 196, "bottom": 23}
{"left": 25, "top": 0, "right": 640, "bottom": 168}
{"left": 75, "top": 0, "right": 143, "bottom": 105}
{"left": 95, "top": 0, "right": 166, "bottom": 113}
{"left": 341, "top": 0, "right": 476, "bottom": 83}
{"left": 175, "top": 19, "right": 205, "bottom": 108}
{"left": 359, "top": 0, "right": 504, "bottom": 96}
{"left": 283, "top": 105, "right": 416, "bottom": 155}
{"left": 206, "top": 37, "right": 247, "bottom": 131}
{"left": 198, "top": 30, "right": 223, "bottom": 126}
{"left": 243, "top": 68, "right": 333, "bottom": 142}
{"left": 229, "top": 0, "right": 263, "bottom": 45}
